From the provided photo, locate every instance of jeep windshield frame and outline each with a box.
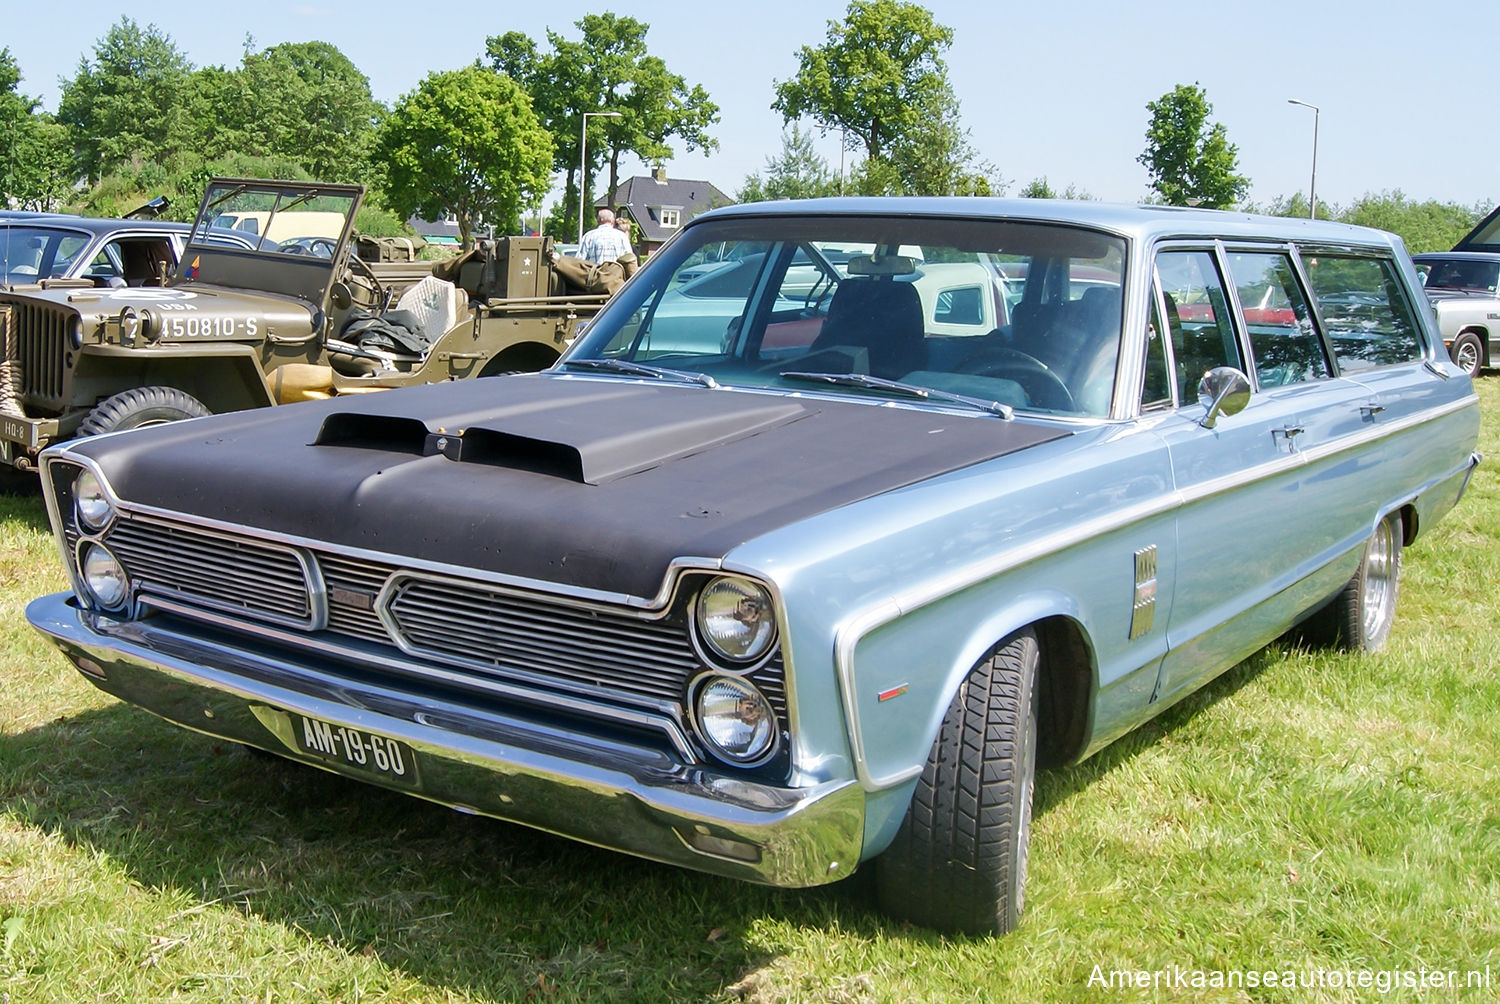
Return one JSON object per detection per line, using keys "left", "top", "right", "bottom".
{"left": 179, "top": 178, "right": 365, "bottom": 306}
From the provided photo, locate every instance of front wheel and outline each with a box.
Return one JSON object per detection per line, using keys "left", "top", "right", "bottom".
{"left": 78, "top": 386, "right": 210, "bottom": 437}
{"left": 1450, "top": 331, "right": 1484, "bottom": 378}
{"left": 873, "top": 628, "right": 1040, "bottom": 935}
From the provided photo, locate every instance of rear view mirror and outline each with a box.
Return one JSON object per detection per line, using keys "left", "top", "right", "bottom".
{"left": 1198, "top": 366, "right": 1251, "bottom": 428}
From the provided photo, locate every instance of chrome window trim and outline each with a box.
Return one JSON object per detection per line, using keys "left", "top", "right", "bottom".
{"left": 832, "top": 391, "right": 1478, "bottom": 792}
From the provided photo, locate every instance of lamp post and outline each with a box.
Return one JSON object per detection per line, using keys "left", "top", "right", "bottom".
{"left": 578, "top": 111, "right": 623, "bottom": 243}
{"left": 1287, "top": 99, "right": 1319, "bottom": 219}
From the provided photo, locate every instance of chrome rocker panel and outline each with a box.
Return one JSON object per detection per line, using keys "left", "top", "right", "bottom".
{"left": 26, "top": 592, "right": 864, "bottom": 888}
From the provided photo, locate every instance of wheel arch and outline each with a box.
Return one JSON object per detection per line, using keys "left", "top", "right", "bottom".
{"left": 73, "top": 352, "right": 275, "bottom": 414}
{"left": 477, "top": 340, "right": 562, "bottom": 377}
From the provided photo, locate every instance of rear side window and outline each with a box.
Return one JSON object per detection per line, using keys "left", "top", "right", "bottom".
{"left": 1225, "top": 251, "right": 1326, "bottom": 388}
{"left": 1302, "top": 256, "right": 1424, "bottom": 374}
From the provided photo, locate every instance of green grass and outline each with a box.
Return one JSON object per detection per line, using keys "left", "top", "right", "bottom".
{"left": 3, "top": 384, "right": 1500, "bottom": 1003}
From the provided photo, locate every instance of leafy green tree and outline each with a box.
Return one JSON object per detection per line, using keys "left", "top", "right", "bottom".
{"left": 487, "top": 14, "right": 718, "bottom": 239}
{"left": 1019, "top": 177, "right": 1094, "bottom": 200}
{"left": 1137, "top": 83, "right": 1248, "bottom": 209}
{"left": 213, "top": 41, "right": 384, "bottom": 182}
{"left": 772, "top": 0, "right": 988, "bottom": 196}
{"left": 1252, "top": 190, "right": 1483, "bottom": 253}
{"left": 0, "top": 49, "right": 70, "bottom": 209}
{"left": 57, "top": 18, "right": 203, "bottom": 184}
{"left": 738, "top": 125, "right": 841, "bottom": 202}
{"left": 376, "top": 66, "right": 553, "bottom": 247}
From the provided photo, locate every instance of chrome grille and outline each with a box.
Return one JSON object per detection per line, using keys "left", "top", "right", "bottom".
{"left": 388, "top": 576, "right": 705, "bottom": 704}
{"left": 13, "top": 301, "right": 68, "bottom": 404}
{"left": 318, "top": 553, "right": 393, "bottom": 643}
{"left": 107, "top": 515, "right": 312, "bottom": 625}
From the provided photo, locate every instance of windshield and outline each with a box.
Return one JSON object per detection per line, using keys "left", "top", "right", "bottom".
{"left": 1418, "top": 257, "right": 1499, "bottom": 293}
{"left": 191, "top": 181, "right": 357, "bottom": 259}
{"left": 566, "top": 215, "right": 1127, "bottom": 417}
{"left": 0, "top": 226, "right": 92, "bottom": 284}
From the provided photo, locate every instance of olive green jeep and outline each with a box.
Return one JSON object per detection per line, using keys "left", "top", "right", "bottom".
{"left": 0, "top": 177, "right": 612, "bottom": 471}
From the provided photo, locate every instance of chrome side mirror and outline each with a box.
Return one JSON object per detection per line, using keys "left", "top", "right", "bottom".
{"left": 1197, "top": 366, "right": 1252, "bottom": 428}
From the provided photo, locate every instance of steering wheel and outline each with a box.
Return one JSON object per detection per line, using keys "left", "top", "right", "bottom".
{"left": 343, "top": 250, "right": 386, "bottom": 310}
{"left": 955, "top": 347, "right": 1075, "bottom": 411}
{"left": 282, "top": 236, "right": 338, "bottom": 258}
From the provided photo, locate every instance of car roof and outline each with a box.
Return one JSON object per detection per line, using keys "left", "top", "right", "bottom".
{"left": 0, "top": 215, "right": 198, "bottom": 237}
{"left": 1412, "top": 250, "right": 1500, "bottom": 262}
{"left": 699, "top": 197, "right": 1403, "bottom": 251}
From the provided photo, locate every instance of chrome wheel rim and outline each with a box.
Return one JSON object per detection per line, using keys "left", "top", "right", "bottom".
{"left": 1456, "top": 340, "right": 1480, "bottom": 375}
{"left": 1362, "top": 519, "right": 1396, "bottom": 640}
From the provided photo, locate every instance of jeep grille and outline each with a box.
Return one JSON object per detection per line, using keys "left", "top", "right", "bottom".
{"left": 12, "top": 301, "right": 69, "bottom": 406}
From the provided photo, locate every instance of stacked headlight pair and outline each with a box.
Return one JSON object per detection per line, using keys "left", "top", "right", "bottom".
{"left": 72, "top": 469, "right": 128, "bottom": 611}
{"left": 689, "top": 576, "right": 779, "bottom": 767}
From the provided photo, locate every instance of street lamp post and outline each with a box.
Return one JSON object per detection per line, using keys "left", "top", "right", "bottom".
{"left": 1287, "top": 99, "right": 1319, "bottom": 220}
{"left": 578, "top": 111, "right": 623, "bottom": 243}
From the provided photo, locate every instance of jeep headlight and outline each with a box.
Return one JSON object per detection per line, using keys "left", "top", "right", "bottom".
{"left": 68, "top": 315, "right": 84, "bottom": 349}
{"left": 693, "top": 675, "right": 776, "bottom": 763}
{"left": 694, "top": 576, "right": 776, "bottom": 664}
{"left": 119, "top": 306, "right": 140, "bottom": 343}
{"left": 80, "top": 542, "right": 128, "bottom": 610}
{"left": 73, "top": 469, "right": 113, "bottom": 531}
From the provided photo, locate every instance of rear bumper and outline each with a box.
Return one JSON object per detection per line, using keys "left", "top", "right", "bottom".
{"left": 26, "top": 592, "right": 864, "bottom": 887}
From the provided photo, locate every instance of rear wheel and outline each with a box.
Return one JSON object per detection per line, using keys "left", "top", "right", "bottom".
{"left": 78, "top": 386, "right": 210, "bottom": 437}
{"left": 1451, "top": 331, "right": 1484, "bottom": 378}
{"left": 874, "top": 628, "right": 1040, "bottom": 934}
{"left": 1315, "top": 511, "right": 1403, "bottom": 652}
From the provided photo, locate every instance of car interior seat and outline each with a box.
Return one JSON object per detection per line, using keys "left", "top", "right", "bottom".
{"left": 808, "top": 278, "right": 927, "bottom": 379}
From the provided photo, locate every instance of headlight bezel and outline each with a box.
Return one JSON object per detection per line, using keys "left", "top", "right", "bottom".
{"left": 79, "top": 540, "right": 129, "bottom": 611}
{"left": 689, "top": 575, "right": 779, "bottom": 670}
{"left": 73, "top": 468, "right": 116, "bottom": 533}
{"left": 689, "top": 672, "right": 780, "bottom": 766}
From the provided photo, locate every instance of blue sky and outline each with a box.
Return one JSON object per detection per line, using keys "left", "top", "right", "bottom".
{"left": 8, "top": 0, "right": 1496, "bottom": 213}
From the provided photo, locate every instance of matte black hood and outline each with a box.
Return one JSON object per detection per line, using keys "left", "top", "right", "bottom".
{"left": 69, "top": 375, "right": 1067, "bottom": 597}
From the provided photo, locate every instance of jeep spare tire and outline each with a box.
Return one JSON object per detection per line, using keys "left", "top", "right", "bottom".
{"left": 78, "top": 387, "right": 211, "bottom": 437}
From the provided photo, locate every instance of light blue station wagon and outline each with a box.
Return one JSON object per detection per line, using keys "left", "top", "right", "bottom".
{"left": 27, "top": 198, "right": 1480, "bottom": 934}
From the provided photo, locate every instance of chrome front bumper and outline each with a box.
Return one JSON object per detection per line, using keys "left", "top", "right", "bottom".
{"left": 26, "top": 592, "right": 864, "bottom": 887}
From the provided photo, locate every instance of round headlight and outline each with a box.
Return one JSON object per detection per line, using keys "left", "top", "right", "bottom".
{"left": 694, "top": 577, "right": 776, "bottom": 664}
{"left": 73, "top": 469, "right": 113, "bottom": 531}
{"left": 119, "top": 306, "right": 140, "bottom": 343}
{"left": 69, "top": 315, "right": 85, "bottom": 349}
{"left": 694, "top": 675, "right": 776, "bottom": 763}
{"left": 81, "top": 542, "right": 128, "bottom": 610}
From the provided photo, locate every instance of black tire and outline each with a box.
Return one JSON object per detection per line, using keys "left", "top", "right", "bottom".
{"left": 1323, "top": 511, "right": 1403, "bottom": 652}
{"left": 78, "top": 387, "right": 210, "bottom": 437}
{"left": 1450, "top": 331, "right": 1484, "bottom": 378}
{"left": 874, "top": 627, "right": 1040, "bottom": 935}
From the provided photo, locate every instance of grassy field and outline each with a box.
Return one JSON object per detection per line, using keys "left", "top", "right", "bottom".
{"left": 2, "top": 383, "right": 1497, "bottom": 1003}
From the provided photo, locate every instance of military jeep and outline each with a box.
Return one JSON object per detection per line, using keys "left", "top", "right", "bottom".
{"left": 0, "top": 177, "right": 612, "bottom": 471}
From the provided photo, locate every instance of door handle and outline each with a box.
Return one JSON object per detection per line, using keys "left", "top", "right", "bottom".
{"left": 1360, "top": 403, "right": 1386, "bottom": 418}
{"left": 1276, "top": 425, "right": 1305, "bottom": 439}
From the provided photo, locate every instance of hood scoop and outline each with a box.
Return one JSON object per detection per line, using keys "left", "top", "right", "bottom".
{"left": 312, "top": 396, "right": 812, "bottom": 485}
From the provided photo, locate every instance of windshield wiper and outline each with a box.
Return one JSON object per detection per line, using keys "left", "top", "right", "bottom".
{"left": 562, "top": 357, "right": 719, "bottom": 388}
{"left": 779, "top": 370, "right": 1013, "bottom": 419}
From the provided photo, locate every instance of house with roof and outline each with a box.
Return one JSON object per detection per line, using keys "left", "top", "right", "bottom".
{"left": 597, "top": 168, "right": 733, "bottom": 256}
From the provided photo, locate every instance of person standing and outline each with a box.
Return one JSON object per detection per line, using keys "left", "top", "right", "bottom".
{"left": 578, "top": 208, "right": 633, "bottom": 264}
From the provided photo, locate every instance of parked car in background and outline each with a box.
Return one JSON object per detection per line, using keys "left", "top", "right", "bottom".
{"left": 1412, "top": 250, "right": 1500, "bottom": 377}
{"left": 1, "top": 215, "right": 258, "bottom": 289}
{"left": 27, "top": 198, "right": 1479, "bottom": 935}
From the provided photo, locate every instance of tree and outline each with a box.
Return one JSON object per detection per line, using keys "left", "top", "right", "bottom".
{"left": 488, "top": 15, "right": 719, "bottom": 239}
{"left": 772, "top": 0, "right": 989, "bottom": 196}
{"left": 738, "top": 125, "right": 841, "bottom": 202}
{"left": 1019, "top": 177, "right": 1094, "bottom": 200}
{"left": 57, "top": 18, "right": 203, "bottom": 184}
{"left": 215, "top": 41, "right": 384, "bottom": 182}
{"left": 376, "top": 66, "right": 553, "bottom": 247}
{"left": 0, "top": 49, "right": 70, "bottom": 210}
{"left": 1137, "top": 83, "right": 1248, "bottom": 209}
